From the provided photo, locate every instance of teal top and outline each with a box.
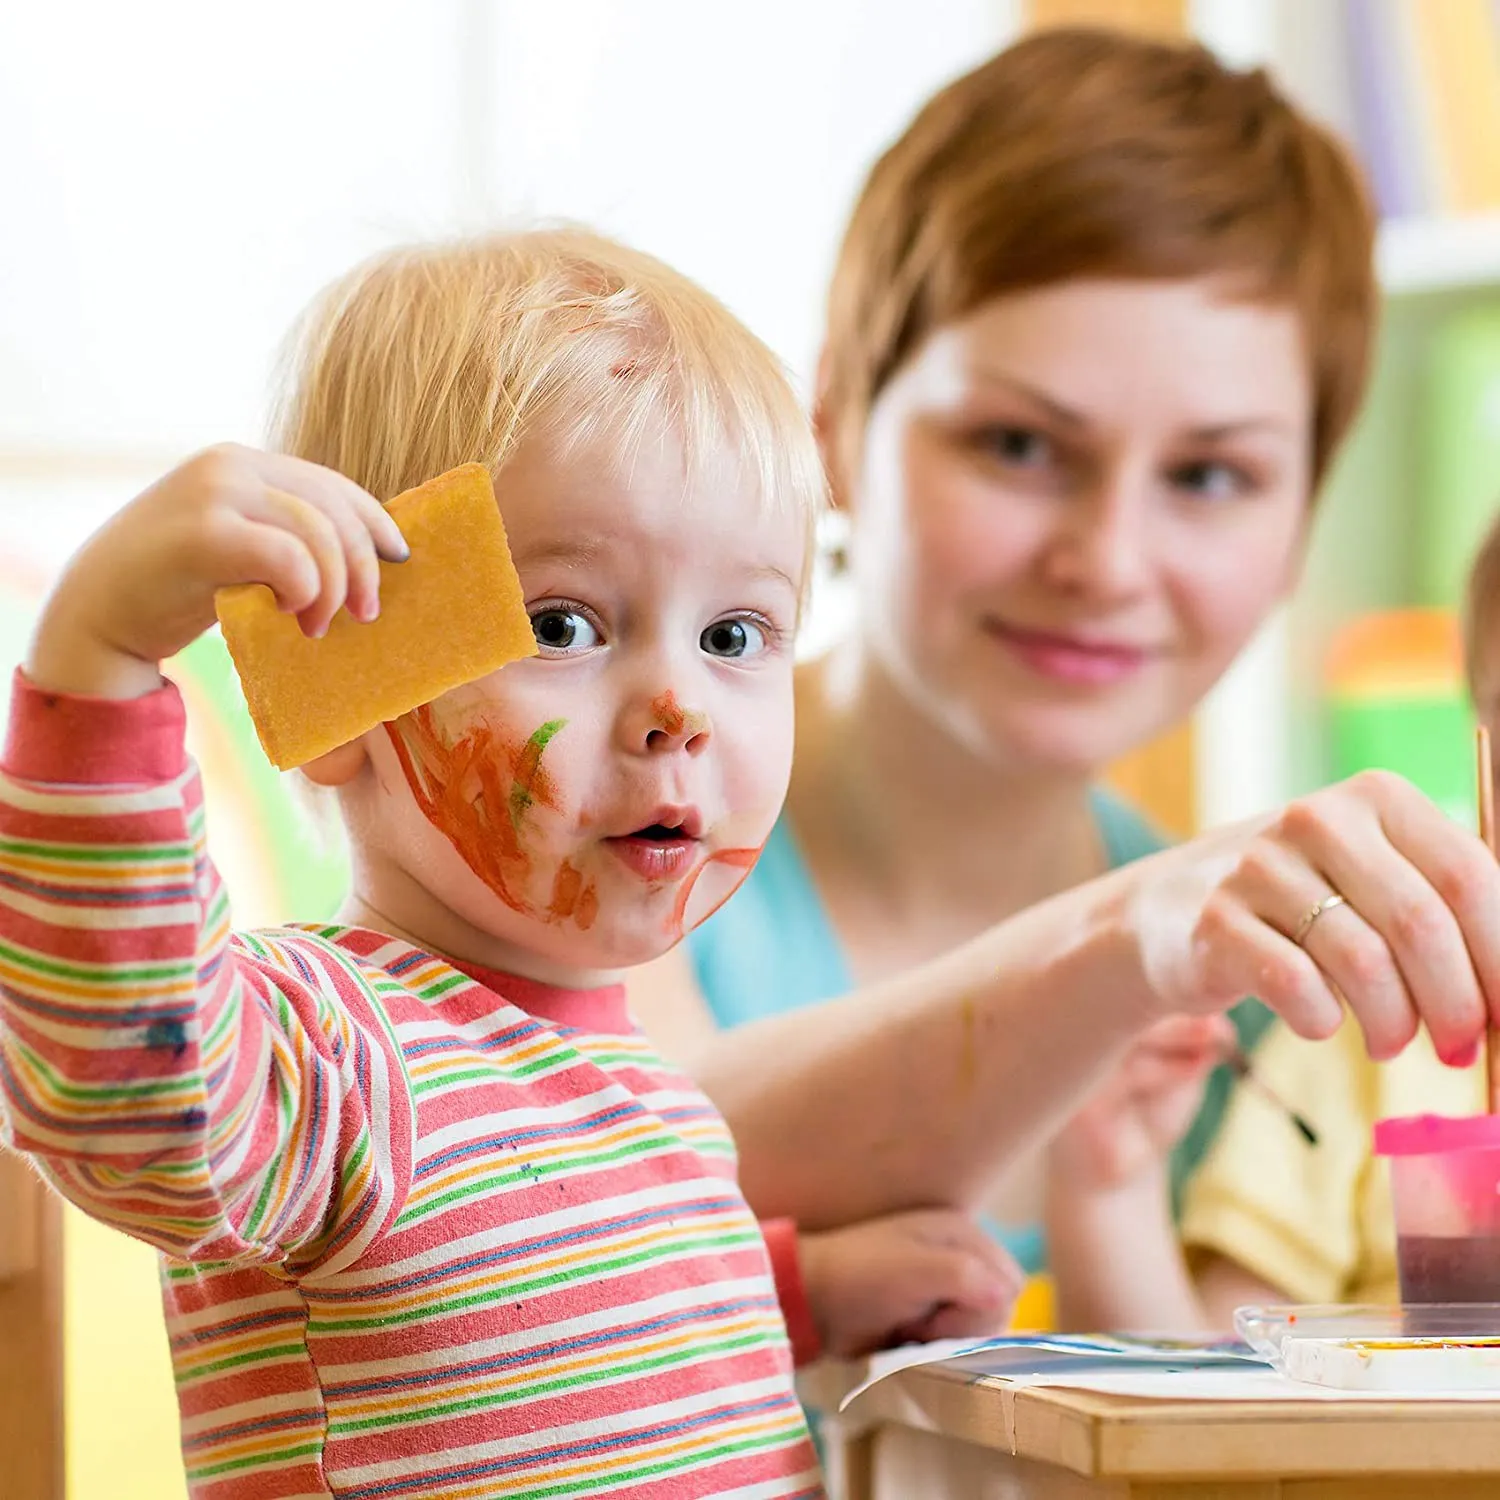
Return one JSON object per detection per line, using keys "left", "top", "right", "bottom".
{"left": 684, "top": 788, "right": 1271, "bottom": 1273}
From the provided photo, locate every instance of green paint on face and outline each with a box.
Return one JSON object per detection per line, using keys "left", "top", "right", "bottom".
{"left": 508, "top": 718, "right": 567, "bottom": 829}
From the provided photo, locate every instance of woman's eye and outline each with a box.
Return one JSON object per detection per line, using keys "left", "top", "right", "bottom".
{"left": 530, "top": 609, "right": 600, "bottom": 653}
{"left": 700, "top": 617, "right": 767, "bottom": 659}
{"left": 1171, "top": 460, "right": 1248, "bottom": 500}
{"left": 979, "top": 425, "right": 1052, "bottom": 468}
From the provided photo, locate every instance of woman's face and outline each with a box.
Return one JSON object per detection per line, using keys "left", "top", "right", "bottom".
{"left": 843, "top": 278, "right": 1314, "bottom": 774}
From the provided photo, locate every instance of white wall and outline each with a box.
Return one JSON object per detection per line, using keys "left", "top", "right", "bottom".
{"left": 0, "top": 0, "right": 1015, "bottom": 470}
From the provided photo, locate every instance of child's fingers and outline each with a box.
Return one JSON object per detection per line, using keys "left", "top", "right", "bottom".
{"left": 217, "top": 515, "right": 323, "bottom": 617}
{"left": 253, "top": 450, "right": 410, "bottom": 565}
{"left": 251, "top": 490, "right": 348, "bottom": 636}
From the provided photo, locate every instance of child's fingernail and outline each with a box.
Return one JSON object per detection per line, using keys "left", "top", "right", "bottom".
{"left": 381, "top": 539, "right": 410, "bottom": 563}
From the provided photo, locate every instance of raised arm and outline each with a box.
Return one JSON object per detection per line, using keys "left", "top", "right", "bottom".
{"left": 0, "top": 445, "right": 415, "bottom": 1268}
{"left": 0, "top": 673, "right": 412, "bottom": 1267}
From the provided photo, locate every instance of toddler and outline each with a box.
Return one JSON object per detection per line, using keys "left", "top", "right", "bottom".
{"left": 0, "top": 230, "right": 1013, "bottom": 1498}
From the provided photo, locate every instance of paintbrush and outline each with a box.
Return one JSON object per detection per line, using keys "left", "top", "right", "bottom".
{"left": 1476, "top": 726, "right": 1500, "bottom": 1113}
{"left": 1226, "top": 1046, "right": 1320, "bottom": 1146}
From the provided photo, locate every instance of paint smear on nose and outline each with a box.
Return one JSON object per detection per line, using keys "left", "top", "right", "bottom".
{"left": 385, "top": 708, "right": 567, "bottom": 915}
{"left": 651, "top": 689, "right": 709, "bottom": 738}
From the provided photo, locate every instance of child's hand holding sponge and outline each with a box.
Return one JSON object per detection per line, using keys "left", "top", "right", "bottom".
{"left": 23, "top": 447, "right": 535, "bottom": 759}
{"left": 217, "top": 462, "right": 535, "bottom": 768}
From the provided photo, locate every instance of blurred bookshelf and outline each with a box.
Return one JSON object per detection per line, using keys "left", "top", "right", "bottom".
{"left": 1188, "top": 0, "right": 1500, "bottom": 831}
{"left": 1379, "top": 212, "right": 1500, "bottom": 296}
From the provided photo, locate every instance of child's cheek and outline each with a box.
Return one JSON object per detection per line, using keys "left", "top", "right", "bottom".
{"left": 384, "top": 705, "right": 572, "bottom": 919}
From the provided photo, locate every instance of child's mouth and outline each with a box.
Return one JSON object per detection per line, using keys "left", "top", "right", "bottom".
{"left": 604, "top": 823, "right": 699, "bottom": 881}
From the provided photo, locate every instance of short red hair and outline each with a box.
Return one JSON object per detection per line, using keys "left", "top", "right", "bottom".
{"left": 822, "top": 27, "right": 1378, "bottom": 491}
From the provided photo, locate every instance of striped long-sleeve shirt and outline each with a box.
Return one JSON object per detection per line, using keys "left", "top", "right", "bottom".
{"left": 0, "top": 670, "right": 822, "bottom": 1499}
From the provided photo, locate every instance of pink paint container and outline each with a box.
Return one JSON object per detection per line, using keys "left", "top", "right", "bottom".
{"left": 1375, "top": 1114, "right": 1500, "bottom": 1303}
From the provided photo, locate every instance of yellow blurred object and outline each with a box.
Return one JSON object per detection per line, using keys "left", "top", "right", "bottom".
{"left": 1323, "top": 607, "right": 1462, "bottom": 698}
{"left": 1008, "top": 1272, "right": 1056, "bottom": 1334}
{"left": 65, "top": 1210, "right": 186, "bottom": 1500}
{"left": 1026, "top": 0, "right": 1188, "bottom": 40}
{"left": 1106, "top": 719, "right": 1196, "bottom": 838}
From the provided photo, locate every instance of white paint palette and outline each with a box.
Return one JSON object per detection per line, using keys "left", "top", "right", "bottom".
{"left": 1281, "top": 1335, "right": 1500, "bottom": 1391}
{"left": 1237, "top": 1303, "right": 1500, "bottom": 1392}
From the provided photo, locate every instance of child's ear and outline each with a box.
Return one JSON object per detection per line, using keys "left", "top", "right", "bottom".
{"left": 300, "top": 739, "right": 369, "bottom": 788}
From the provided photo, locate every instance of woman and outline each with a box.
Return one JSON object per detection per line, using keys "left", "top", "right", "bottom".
{"left": 631, "top": 27, "right": 1403, "bottom": 1331}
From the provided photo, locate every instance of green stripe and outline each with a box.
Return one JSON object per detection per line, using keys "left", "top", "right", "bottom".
{"left": 312, "top": 1228, "right": 763, "bottom": 1332}
{"left": 494, "top": 1424, "right": 805, "bottom": 1500}
{"left": 409, "top": 1055, "right": 561, "bottom": 1095}
{"left": 12, "top": 1038, "right": 201, "bottom": 1106}
{"left": 397, "top": 1135, "right": 679, "bottom": 1224}
{"left": 185, "top": 1440, "right": 323, "bottom": 1482}
{"left": 0, "top": 837, "right": 192, "bottom": 863}
{"left": 175, "top": 1341, "right": 308, "bottom": 1385}
{"left": 329, "top": 1328, "right": 783, "bottom": 1435}
{"left": 0, "top": 933, "right": 195, "bottom": 987}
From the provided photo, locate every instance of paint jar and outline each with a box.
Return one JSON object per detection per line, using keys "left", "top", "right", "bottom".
{"left": 1375, "top": 1114, "right": 1500, "bottom": 1303}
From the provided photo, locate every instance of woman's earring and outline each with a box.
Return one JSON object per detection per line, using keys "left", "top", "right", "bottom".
{"left": 819, "top": 507, "right": 851, "bottom": 577}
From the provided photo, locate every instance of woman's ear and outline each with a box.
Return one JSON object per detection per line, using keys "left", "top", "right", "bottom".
{"left": 300, "top": 738, "right": 370, "bottom": 788}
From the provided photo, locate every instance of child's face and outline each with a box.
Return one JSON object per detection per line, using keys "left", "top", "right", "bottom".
{"left": 354, "top": 424, "right": 805, "bottom": 981}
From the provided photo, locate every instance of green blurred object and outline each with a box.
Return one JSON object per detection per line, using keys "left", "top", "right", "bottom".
{"left": 1418, "top": 304, "right": 1500, "bottom": 609}
{"left": 1326, "top": 609, "right": 1474, "bottom": 827}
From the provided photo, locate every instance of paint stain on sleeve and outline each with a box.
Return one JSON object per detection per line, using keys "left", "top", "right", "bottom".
{"left": 143, "top": 1019, "right": 190, "bottom": 1059}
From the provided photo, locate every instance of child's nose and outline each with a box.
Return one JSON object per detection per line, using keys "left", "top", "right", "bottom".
{"left": 637, "top": 689, "right": 712, "bottom": 757}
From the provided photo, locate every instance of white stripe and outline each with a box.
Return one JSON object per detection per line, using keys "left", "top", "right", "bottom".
{"left": 314, "top": 1270, "right": 780, "bottom": 1381}
{"left": 0, "top": 771, "right": 190, "bottom": 815}
{"left": 0, "top": 883, "right": 199, "bottom": 930}
{"left": 322, "top": 1176, "right": 745, "bottom": 1289}
{"left": 329, "top": 1373, "right": 801, "bottom": 1484}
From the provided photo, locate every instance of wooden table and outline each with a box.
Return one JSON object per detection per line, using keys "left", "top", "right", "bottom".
{"left": 808, "top": 1359, "right": 1500, "bottom": 1499}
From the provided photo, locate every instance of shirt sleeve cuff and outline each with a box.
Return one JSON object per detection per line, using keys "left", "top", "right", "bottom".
{"left": 761, "top": 1216, "right": 822, "bottom": 1367}
{"left": 3, "top": 667, "right": 188, "bottom": 785}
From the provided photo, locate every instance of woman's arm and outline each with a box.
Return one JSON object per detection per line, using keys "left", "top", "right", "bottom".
{"left": 637, "top": 779, "right": 1500, "bottom": 1232}
{"left": 637, "top": 866, "right": 1149, "bottom": 1228}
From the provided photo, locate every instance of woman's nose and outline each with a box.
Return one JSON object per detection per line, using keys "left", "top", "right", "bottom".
{"left": 1041, "top": 470, "right": 1154, "bottom": 599}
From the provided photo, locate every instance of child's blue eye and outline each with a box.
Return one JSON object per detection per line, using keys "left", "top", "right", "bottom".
{"left": 701, "top": 618, "right": 766, "bottom": 659}
{"left": 531, "top": 609, "right": 599, "bottom": 653}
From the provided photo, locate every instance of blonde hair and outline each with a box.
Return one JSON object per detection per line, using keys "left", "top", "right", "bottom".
{"left": 273, "top": 227, "right": 824, "bottom": 598}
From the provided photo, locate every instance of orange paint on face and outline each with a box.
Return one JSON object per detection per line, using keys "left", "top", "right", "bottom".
{"left": 670, "top": 845, "right": 762, "bottom": 937}
{"left": 650, "top": 689, "right": 709, "bottom": 738}
{"left": 385, "top": 707, "right": 566, "bottom": 916}
{"left": 548, "top": 857, "right": 598, "bottom": 930}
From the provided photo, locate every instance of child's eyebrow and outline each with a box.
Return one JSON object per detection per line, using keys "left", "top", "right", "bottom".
{"left": 514, "top": 539, "right": 608, "bottom": 572}
{"left": 750, "top": 563, "right": 801, "bottom": 595}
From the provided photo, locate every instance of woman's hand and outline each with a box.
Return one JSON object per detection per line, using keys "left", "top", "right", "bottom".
{"left": 799, "top": 1209, "right": 1022, "bottom": 1359}
{"left": 1132, "top": 772, "right": 1500, "bottom": 1065}
{"left": 27, "top": 444, "right": 407, "bottom": 700}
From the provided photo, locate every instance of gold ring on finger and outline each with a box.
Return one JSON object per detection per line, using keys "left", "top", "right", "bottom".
{"left": 1293, "top": 891, "right": 1349, "bottom": 948}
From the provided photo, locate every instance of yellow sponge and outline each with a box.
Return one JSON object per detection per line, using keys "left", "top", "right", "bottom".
{"left": 216, "top": 463, "right": 536, "bottom": 770}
